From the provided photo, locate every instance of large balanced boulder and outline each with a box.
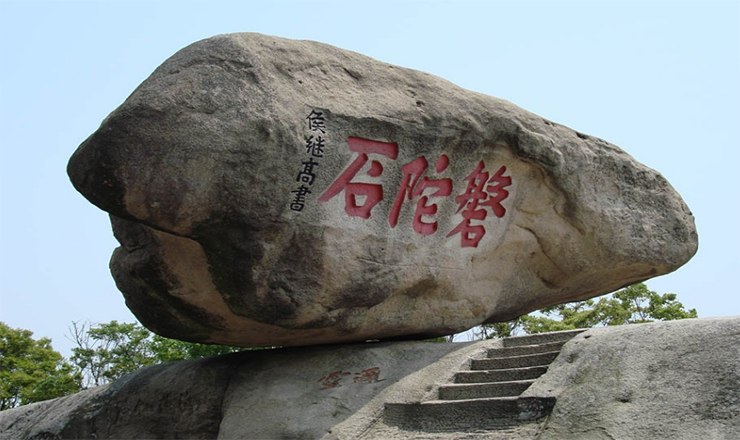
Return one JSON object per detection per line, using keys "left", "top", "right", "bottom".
{"left": 68, "top": 33, "right": 697, "bottom": 346}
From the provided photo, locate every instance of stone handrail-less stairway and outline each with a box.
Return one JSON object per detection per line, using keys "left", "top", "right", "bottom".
{"left": 383, "top": 329, "right": 586, "bottom": 431}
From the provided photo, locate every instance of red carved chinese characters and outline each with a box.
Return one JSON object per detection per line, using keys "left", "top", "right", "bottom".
{"left": 446, "top": 161, "right": 512, "bottom": 248}
{"left": 352, "top": 367, "right": 384, "bottom": 384}
{"left": 319, "top": 136, "right": 512, "bottom": 248}
{"left": 389, "top": 155, "right": 453, "bottom": 236}
{"left": 318, "top": 137, "right": 399, "bottom": 219}
{"left": 317, "top": 371, "right": 351, "bottom": 389}
{"left": 480, "top": 165, "right": 512, "bottom": 218}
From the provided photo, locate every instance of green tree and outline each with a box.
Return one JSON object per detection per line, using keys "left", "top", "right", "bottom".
{"left": 70, "top": 321, "right": 245, "bottom": 388}
{"left": 149, "top": 335, "right": 245, "bottom": 363}
{"left": 476, "top": 283, "right": 698, "bottom": 339}
{"left": 0, "top": 322, "right": 81, "bottom": 410}
{"left": 473, "top": 320, "right": 532, "bottom": 340}
{"left": 70, "top": 321, "right": 156, "bottom": 388}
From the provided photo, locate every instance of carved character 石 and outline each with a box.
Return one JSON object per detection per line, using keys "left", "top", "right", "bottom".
{"left": 319, "top": 136, "right": 399, "bottom": 219}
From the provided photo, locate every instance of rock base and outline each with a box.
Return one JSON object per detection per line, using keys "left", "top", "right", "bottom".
{"left": 1, "top": 317, "right": 737, "bottom": 439}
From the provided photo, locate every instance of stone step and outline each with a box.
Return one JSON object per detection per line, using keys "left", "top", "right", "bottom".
{"left": 454, "top": 366, "right": 548, "bottom": 383}
{"left": 471, "top": 351, "right": 560, "bottom": 370}
{"left": 486, "top": 340, "right": 569, "bottom": 358}
{"left": 379, "top": 330, "right": 582, "bottom": 432}
{"left": 501, "top": 329, "right": 585, "bottom": 348}
{"left": 438, "top": 380, "right": 535, "bottom": 400}
{"left": 361, "top": 422, "right": 546, "bottom": 440}
{"left": 383, "top": 396, "right": 556, "bottom": 431}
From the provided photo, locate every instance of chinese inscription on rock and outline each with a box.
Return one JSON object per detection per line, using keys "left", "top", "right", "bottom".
{"left": 317, "top": 367, "right": 384, "bottom": 389}
{"left": 288, "top": 115, "right": 513, "bottom": 249}
{"left": 290, "top": 110, "right": 329, "bottom": 212}
{"left": 316, "top": 135, "right": 512, "bottom": 248}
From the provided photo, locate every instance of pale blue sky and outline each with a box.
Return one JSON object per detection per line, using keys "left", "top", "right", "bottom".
{"left": 1, "top": 1, "right": 738, "bottom": 357}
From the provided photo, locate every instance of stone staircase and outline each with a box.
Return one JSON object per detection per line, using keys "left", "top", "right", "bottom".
{"left": 383, "top": 329, "right": 585, "bottom": 431}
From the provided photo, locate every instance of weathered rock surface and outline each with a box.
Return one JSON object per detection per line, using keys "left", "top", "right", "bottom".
{"left": 526, "top": 317, "right": 740, "bottom": 440}
{"left": 67, "top": 32, "right": 697, "bottom": 346}
{"left": 0, "top": 341, "right": 481, "bottom": 440}
{"left": 1, "top": 317, "right": 737, "bottom": 439}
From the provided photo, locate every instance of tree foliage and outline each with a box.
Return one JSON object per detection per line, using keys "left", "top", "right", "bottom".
{"left": 149, "top": 335, "right": 248, "bottom": 363}
{"left": 70, "top": 321, "right": 156, "bottom": 388}
{"left": 0, "top": 322, "right": 81, "bottom": 410}
{"left": 70, "top": 321, "right": 245, "bottom": 388}
{"left": 475, "top": 283, "right": 698, "bottom": 339}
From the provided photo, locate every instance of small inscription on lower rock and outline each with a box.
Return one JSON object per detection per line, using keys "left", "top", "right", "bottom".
{"left": 317, "top": 367, "right": 384, "bottom": 389}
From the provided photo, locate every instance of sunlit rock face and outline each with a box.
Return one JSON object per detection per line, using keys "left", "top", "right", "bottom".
{"left": 67, "top": 33, "right": 697, "bottom": 346}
